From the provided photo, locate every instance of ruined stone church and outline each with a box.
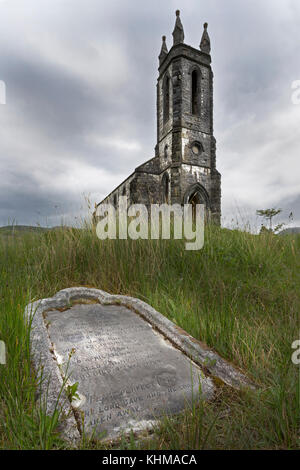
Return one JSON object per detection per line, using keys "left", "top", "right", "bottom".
{"left": 95, "top": 10, "right": 221, "bottom": 224}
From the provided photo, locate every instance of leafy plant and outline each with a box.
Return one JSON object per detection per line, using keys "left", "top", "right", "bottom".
{"left": 256, "top": 208, "right": 282, "bottom": 231}
{"left": 66, "top": 382, "right": 80, "bottom": 403}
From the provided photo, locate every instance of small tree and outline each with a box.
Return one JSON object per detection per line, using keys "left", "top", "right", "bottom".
{"left": 256, "top": 208, "right": 282, "bottom": 231}
{"left": 259, "top": 224, "right": 272, "bottom": 235}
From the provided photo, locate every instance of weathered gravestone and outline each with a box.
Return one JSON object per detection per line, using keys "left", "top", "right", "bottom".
{"left": 25, "top": 288, "right": 252, "bottom": 443}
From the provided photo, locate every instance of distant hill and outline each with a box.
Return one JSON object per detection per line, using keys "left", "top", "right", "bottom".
{"left": 0, "top": 225, "right": 49, "bottom": 233}
{"left": 0, "top": 225, "right": 74, "bottom": 235}
{"left": 278, "top": 227, "right": 300, "bottom": 235}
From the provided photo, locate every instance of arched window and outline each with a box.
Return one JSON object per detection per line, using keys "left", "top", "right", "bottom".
{"left": 163, "top": 76, "right": 170, "bottom": 123}
{"left": 162, "top": 173, "right": 169, "bottom": 204}
{"left": 164, "top": 144, "right": 168, "bottom": 159}
{"left": 191, "top": 70, "right": 199, "bottom": 115}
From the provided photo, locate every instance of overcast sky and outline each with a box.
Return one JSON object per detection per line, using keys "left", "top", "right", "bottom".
{"left": 0, "top": 0, "right": 299, "bottom": 230}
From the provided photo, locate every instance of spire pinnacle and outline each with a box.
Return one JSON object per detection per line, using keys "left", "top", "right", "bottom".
{"left": 200, "top": 22, "right": 211, "bottom": 54}
{"left": 172, "top": 10, "right": 184, "bottom": 45}
{"left": 159, "top": 35, "right": 168, "bottom": 64}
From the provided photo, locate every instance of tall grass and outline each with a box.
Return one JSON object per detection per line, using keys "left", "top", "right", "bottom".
{"left": 0, "top": 224, "right": 299, "bottom": 449}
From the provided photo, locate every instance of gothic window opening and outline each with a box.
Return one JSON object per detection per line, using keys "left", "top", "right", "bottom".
{"left": 164, "top": 144, "right": 168, "bottom": 159}
{"left": 163, "top": 76, "right": 170, "bottom": 123}
{"left": 162, "top": 173, "right": 169, "bottom": 204}
{"left": 191, "top": 70, "right": 199, "bottom": 115}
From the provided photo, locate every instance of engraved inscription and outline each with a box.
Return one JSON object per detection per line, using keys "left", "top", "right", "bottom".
{"left": 44, "top": 303, "right": 214, "bottom": 439}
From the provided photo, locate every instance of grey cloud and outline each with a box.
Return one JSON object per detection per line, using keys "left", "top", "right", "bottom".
{"left": 0, "top": 0, "right": 299, "bottom": 228}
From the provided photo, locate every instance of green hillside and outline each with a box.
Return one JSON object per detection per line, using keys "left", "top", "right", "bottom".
{"left": 0, "top": 225, "right": 299, "bottom": 449}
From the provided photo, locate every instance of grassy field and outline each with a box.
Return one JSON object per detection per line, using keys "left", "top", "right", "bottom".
{"left": 0, "top": 223, "right": 299, "bottom": 449}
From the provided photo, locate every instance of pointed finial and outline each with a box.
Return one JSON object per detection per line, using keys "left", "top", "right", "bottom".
{"left": 172, "top": 9, "right": 184, "bottom": 45}
{"left": 159, "top": 35, "right": 168, "bottom": 64}
{"left": 200, "top": 22, "right": 211, "bottom": 54}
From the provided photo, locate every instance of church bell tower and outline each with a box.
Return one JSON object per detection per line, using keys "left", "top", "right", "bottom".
{"left": 156, "top": 10, "right": 221, "bottom": 223}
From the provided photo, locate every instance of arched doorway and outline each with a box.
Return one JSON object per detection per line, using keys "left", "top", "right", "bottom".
{"left": 188, "top": 191, "right": 202, "bottom": 223}
{"left": 183, "top": 184, "right": 210, "bottom": 223}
